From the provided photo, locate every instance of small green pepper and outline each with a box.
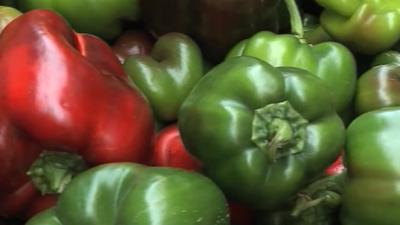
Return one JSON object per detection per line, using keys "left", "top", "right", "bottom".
{"left": 15, "top": 0, "right": 140, "bottom": 39}
{"left": 226, "top": 0, "right": 356, "bottom": 113}
{"left": 316, "top": 0, "right": 400, "bottom": 54}
{"left": 123, "top": 32, "right": 203, "bottom": 122}
{"left": 355, "top": 51, "right": 400, "bottom": 114}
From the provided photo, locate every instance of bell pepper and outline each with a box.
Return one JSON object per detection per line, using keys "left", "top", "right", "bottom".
{"left": 371, "top": 50, "right": 400, "bottom": 67}
{"left": 112, "top": 30, "right": 155, "bottom": 64}
{"left": 26, "top": 163, "right": 230, "bottom": 225}
{"left": 0, "top": 5, "right": 21, "bottom": 33}
{"left": 150, "top": 124, "right": 202, "bottom": 171}
{"left": 178, "top": 56, "right": 345, "bottom": 210}
{"left": 316, "top": 0, "right": 400, "bottom": 55}
{"left": 341, "top": 107, "right": 400, "bottom": 225}
{"left": 325, "top": 154, "right": 345, "bottom": 176}
{"left": 139, "top": 0, "right": 285, "bottom": 62}
{"left": 0, "top": 9, "right": 154, "bottom": 218}
{"left": 14, "top": 0, "right": 140, "bottom": 40}
{"left": 123, "top": 32, "right": 204, "bottom": 122}
{"left": 150, "top": 125, "right": 254, "bottom": 225}
{"left": 355, "top": 51, "right": 400, "bottom": 115}
{"left": 302, "top": 13, "right": 332, "bottom": 45}
{"left": 226, "top": 0, "right": 356, "bottom": 113}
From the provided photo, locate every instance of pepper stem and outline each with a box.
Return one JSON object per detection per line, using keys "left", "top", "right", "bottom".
{"left": 266, "top": 119, "right": 293, "bottom": 160}
{"left": 291, "top": 173, "right": 346, "bottom": 219}
{"left": 27, "top": 151, "right": 87, "bottom": 195}
{"left": 291, "top": 192, "right": 340, "bottom": 217}
{"left": 252, "top": 101, "right": 308, "bottom": 162}
{"left": 284, "top": 0, "right": 304, "bottom": 38}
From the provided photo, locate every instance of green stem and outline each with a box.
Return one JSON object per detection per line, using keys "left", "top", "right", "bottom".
{"left": 285, "top": 0, "right": 304, "bottom": 38}
{"left": 291, "top": 173, "right": 346, "bottom": 219}
{"left": 252, "top": 101, "right": 308, "bottom": 162}
{"left": 267, "top": 119, "right": 293, "bottom": 160}
{"left": 27, "top": 151, "right": 87, "bottom": 195}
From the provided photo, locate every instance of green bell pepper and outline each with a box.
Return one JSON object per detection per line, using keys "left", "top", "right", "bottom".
{"left": 15, "top": 0, "right": 140, "bottom": 40}
{"left": 26, "top": 163, "right": 229, "bottom": 225}
{"left": 226, "top": 0, "right": 356, "bottom": 113}
{"left": 355, "top": 51, "right": 400, "bottom": 115}
{"left": 178, "top": 56, "right": 345, "bottom": 210}
{"left": 123, "top": 32, "right": 203, "bottom": 122}
{"left": 302, "top": 13, "right": 332, "bottom": 45}
{"left": 139, "top": 0, "right": 285, "bottom": 62}
{"left": 371, "top": 50, "right": 400, "bottom": 67}
{"left": 316, "top": 0, "right": 400, "bottom": 55}
{"left": 341, "top": 107, "right": 400, "bottom": 225}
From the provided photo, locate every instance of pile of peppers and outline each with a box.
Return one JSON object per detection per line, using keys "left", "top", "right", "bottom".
{"left": 0, "top": 0, "right": 398, "bottom": 225}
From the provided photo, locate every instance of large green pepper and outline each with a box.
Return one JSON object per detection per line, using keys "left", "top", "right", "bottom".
{"left": 123, "top": 32, "right": 203, "bottom": 122}
{"left": 316, "top": 0, "right": 400, "bottom": 55}
{"left": 355, "top": 51, "right": 400, "bottom": 115}
{"left": 178, "top": 56, "right": 345, "bottom": 210}
{"left": 226, "top": 0, "right": 356, "bottom": 113}
{"left": 14, "top": 0, "right": 140, "bottom": 40}
{"left": 26, "top": 163, "right": 229, "bottom": 225}
{"left": 139, "top": 0, "right": 285, "bottom": 62}
{"left": 341, "top": 107, "right": 400, "bottom": 225}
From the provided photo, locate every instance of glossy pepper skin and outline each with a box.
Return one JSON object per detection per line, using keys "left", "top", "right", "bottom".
{"left": 140, "top": 0, "right": 283, "bottom": 62}
{"left": 15, "top": 0, "right": 140, "bottom": 40}
{"left": 0, "top": 9, "right": 154, "bottom": 218}
{"left": 355, "top": 51, "right": 400, "bottom": 115}
{"left": 112, "top": 30, "right": 155, "bottom": 64}
{"left": 26, "top": 163, "right": 230, "bottom": 225}
{"left": 149, "top": 125, "right": 254, "bottom": 225}
{"left": 341, "top": 107, "right": 400, "bottom": 225}
{"left": 123, "top": 33, "right": 204, "bottom": 122}
{"left": 179, "top": 56, "right": 345, "bottom": 210}
{"left": 150, "top": 124, "right": 201, "bottom": 171}
{"left": 316, "top": 0, "right": 400, "bottom": 54}
{"left": 355, "top": 64, "right": 400, "bottom": 115}
{"left": 226, "top": 31, "right": 356, "bottom": 113}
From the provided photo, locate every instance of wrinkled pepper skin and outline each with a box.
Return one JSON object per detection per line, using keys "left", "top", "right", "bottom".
{"left": 140, "top": 0, "right": 283, "bottom": 62}
{"left": 316, "top": 0, "right": 400, "bottom": 54}
{"left": 26, "top": 163, "right": 230, "bottom": 225}
{"left": 123, "top": 33, "right": 204, "bottom": 122}
{"left": 255, "top": 172, "right": 345, "bottom": 225}
{"left": 341, "top": 107, "right": 400, "bottom": 225}
{"left": 15, "top": 0, "right": 140, "bottom": 40}
{"left": 0, "top": 9, "right": 154, "bottom": 218}
{"left": 226, "top": 31, "right": 356, "bottom": 113}
{"left": 179, "top": 56, "right": 345, "bottom": 210}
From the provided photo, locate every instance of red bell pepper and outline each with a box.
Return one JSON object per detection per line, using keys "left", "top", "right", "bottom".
{"left": 150, "top": 124, "right": 254, "bottom": 225}
{"left": 0, "top": 9, "right": 154, "bottom": 219}
{"left": 325, "top": 153, "right": 345, "bottom": 176}
{"left": 150, "top": 124, "right": 201, "bottom": 171}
